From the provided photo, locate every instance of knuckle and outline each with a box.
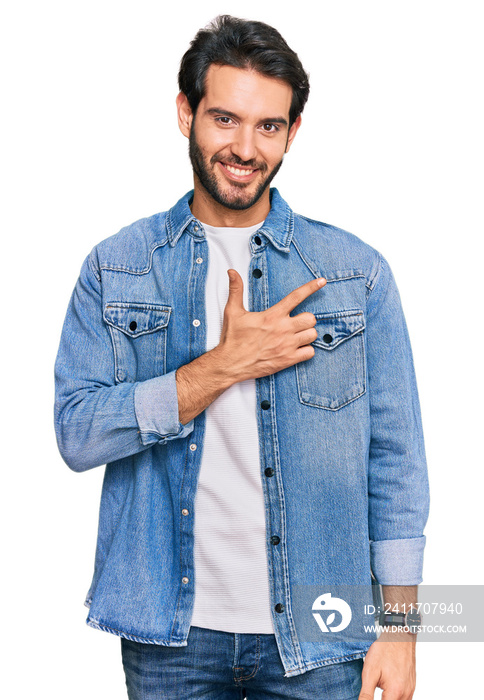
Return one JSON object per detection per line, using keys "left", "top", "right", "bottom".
{"left": 260, "top": 316, "right": 275, "bottom": 332}
{"left": 295, "top": 312, "right": 317, "bottom": 329}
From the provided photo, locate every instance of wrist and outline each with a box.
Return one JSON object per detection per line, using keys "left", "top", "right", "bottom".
{"left": 209, "top": 344, "right": 246, "bottom": 386}
{"left": 378, "top": 627, "right": 418, "bottom": 643}
{"left": 175, "top": 346, "right": 240, "bottom": 426}
{"left": 378, "top": 605, "right": 422, "bottom": 636}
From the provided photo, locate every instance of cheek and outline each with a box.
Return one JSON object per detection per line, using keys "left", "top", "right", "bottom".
{"left": 255, "top": 131, "right": 288, "bottom": 156}
{"left": 199, "top": 128, "right": 232, "bottom": 155}
{"left": 258, "top": 142, "right": 286, "bottom": 167}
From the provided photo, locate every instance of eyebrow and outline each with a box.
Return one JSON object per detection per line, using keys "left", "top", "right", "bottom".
{"left": 206, "top": 108, "right": 288, "bottom": 127}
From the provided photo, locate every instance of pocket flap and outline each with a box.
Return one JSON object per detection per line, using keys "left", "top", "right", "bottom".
{"left": 103, "top": 302, "right": 171, "bottom": 337}
{"left": 313, "top": 310, "right": 365, "bottom": 350}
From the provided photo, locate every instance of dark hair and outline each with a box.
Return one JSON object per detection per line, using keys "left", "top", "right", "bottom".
{"left": 178, "top": 15, "right": 310, "bottom": 127}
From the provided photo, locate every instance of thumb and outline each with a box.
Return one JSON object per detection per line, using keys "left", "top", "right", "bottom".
{"left": 226, "top": 269, "right": 245, "bottom": 310}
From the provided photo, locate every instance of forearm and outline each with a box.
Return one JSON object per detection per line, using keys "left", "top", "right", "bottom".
{"left": 175, "top": 346, "right": 238, "bottom": 425}
{"left": 381, "top": 585, "right": 418, "bottom": 611}
{"left": 380, "top": 585, "right": 418, "bottom": 643}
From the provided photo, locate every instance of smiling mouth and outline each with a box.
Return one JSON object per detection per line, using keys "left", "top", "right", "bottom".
{"left": 218, "top": 162, "right": 259, "bottom": 180}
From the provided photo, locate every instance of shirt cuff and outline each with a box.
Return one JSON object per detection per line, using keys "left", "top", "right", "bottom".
{"left": 134, "top": 370, "right": 194, "bottom": 446}
{"left": 370, "top": 536, "right": 426, "bottom": 585}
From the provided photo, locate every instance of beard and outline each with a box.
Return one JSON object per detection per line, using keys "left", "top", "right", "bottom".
{"left": 188, "top": 120, "right": 284, "bottom": 211}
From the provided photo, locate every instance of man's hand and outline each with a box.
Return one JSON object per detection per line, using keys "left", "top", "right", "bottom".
{"left": 175, "top": 270, "right": 326, "bottom": 424}
{"left": 214, "top": 268, "right": 326, "bottom": 382}
{"left": 359, "top": 632, "right": 416, "bottom": 700}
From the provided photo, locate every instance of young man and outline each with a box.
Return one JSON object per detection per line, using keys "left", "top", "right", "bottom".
{"left": 55, "top": 15, "right": 429, "bottom": 700}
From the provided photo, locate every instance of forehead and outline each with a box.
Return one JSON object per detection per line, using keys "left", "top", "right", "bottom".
{"left": 201, "top": 64, "right": 292, "bottom": 119}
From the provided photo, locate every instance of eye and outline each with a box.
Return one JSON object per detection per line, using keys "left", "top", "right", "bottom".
{"left": 261, "top": 123, "right": 279, "bottom": 133}
{"left": 216, "top": 116, "right": 234, "bottom": 125}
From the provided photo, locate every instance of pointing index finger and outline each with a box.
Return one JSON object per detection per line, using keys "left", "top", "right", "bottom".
{"left": 277, "top": 277, "right": 327, "bottom": 314}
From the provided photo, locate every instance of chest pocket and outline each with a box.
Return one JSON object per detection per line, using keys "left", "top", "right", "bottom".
{"left": 295, "top": 310, "right": 366, "bottom": 410}
{"left": 104, "top": 302, "right": 171, "bottom": 383}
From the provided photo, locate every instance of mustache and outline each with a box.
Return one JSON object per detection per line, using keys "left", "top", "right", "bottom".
{"left": 210, "top": 153, "right": 267, "bottom": 172}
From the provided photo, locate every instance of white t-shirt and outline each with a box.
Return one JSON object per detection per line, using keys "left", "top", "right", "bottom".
{"left": 190, "top": 220, "right": 275, "bottom": 634}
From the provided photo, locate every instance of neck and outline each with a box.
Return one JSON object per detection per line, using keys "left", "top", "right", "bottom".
{"left": 190, "top": 180, "right": 271, "bottom": 227}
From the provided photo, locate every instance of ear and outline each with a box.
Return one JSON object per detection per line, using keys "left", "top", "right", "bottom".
{"left": 285, "top": 115, "right": 302, "bottom": 153}
{"left": 176, "top": 92, "right": 193, "bottom": 138}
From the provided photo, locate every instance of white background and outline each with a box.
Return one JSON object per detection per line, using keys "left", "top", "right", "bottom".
{"left": 2, "top": 0, "right": 483, "bottom": 697}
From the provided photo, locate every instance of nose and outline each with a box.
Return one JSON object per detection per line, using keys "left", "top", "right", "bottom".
{"left": 231, "top": 125, "right": 257, "bottom": 163}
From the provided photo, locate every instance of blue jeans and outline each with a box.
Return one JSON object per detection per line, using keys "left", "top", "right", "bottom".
{"left": 121, "top": 626, "right": 364, "bottom": 699}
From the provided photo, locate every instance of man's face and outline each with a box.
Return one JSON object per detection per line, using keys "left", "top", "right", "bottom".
{"left": 179, "top": 65, "right": 300, "bottom": 211}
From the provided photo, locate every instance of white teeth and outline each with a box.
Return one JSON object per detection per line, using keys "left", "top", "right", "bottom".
{"left": 225, "top": 164, "right": 254, "bottom": 177}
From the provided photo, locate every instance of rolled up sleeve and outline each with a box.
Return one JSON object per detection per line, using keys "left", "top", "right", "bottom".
{"left": 135, "top": 371, "right": 194, "bottom": 445}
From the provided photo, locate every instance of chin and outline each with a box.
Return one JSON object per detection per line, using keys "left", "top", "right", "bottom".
{"left": 216, "top": 192, "right": 263, "bottom": 211}
{"left": 209, "top": 180, "right": 267, "bottom": 211}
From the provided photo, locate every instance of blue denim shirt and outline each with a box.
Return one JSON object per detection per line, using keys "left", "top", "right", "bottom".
{"left": 54, "top": 188, "right": 429, "bottom": 677}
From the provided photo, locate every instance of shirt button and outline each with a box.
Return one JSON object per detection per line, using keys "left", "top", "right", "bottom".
{"left": 189, "top": 443, "right": 197, "bottom": 451}
{"left": 194, "top": 226, "right": 199, "bottom": 232}
{"left": 252, "top": 268, "right": 263, "bottom": 278}
{"left": 193, "top": 319, "right": 200, "bottom": 327}
{"left": 323, "top": 333, "right": 333, "bottom": 343}
{"left": 182, "top": 508, "right": 189, "bottom": 516}
{"left": 275, "top": 603, "right": 285, "bottom": 613}
{"left": 270, "top": 535, "right": 280, "bottom": 545}
{"left": 261, "top": 400, "right": 270, "bottom": 410}
{"left": 196, "top": 257, "right": 203, "bottom": 264}
{"left": 129, "top": 321, "right": 137, "bottom": 331}
{"left": 182, "top": 577, "right": 189, "bottom": 584}
{"left": 254, "top": 235, "right": 262, "bottom": 245}
{"left": 264, "top": 467, "right": 275, "bottom": 477}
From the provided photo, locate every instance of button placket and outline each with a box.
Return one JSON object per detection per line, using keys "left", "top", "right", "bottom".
{"left": 248, "top": 249, "right": 293, "bottom": 638}
{"left": 173, "top": 236, "right": 209, "bottom": 640}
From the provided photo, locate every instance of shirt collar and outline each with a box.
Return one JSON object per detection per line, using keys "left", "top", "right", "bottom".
{"left": 166, "top": 188, "right": 294, "bottom": 252}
